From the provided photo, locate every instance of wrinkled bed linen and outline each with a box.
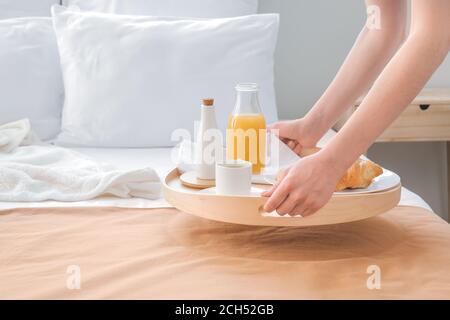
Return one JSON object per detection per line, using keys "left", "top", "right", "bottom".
{"left": 0, "top": 146, "right": 161, "bottom": 202}
{"left": 0, "top": 147, "right": 431, "bottom": 211}
{"left": 0, "top": 119, "right": 161, "bottom": 202}
{"left": 0, "top": 205, "right": 449, "bottom": 299}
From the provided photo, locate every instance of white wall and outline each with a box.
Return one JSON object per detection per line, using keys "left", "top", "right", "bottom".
{"left": 259, "top": 0, "right": 449, "bottom": 219}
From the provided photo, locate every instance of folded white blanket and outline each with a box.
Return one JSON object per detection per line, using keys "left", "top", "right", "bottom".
{"left": 0, "top": 119, "right": 41, "bottom": 152}
{"left": 0, "top": 119, "right": 161, "bottom": 202}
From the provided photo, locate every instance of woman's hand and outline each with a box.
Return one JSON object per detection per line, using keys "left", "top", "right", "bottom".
{"left": 262, "top": 151, "right": 342, "bottom": 217}
{"left": 269, "top": 118, "right": 322, "bottom": 155}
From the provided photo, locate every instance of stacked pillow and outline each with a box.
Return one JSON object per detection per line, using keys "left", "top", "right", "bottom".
{"left": 62, "top": 0, "right": 259, "bottom": 18}
{"left": 1, "top": 0, "right": 279, "bottom": 147}
{"left": 0, "top": 17, "right": 63, "bottom": 140}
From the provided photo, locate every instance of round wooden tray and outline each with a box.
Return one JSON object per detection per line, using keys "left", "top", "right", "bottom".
{"left": 163, "top": 168, "right": 401, "bottom": 227}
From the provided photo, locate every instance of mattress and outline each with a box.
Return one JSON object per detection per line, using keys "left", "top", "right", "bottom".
{"left": 0, "top": 130, "right": 432, "bottom": 211}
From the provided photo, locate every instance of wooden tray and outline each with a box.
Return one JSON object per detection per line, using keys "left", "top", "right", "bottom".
{"left": 163, "top": 168, "right": 401, "bottom": 227}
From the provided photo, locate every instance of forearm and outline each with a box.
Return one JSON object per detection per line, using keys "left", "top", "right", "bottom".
{"left": 322, "top": 31, "right": 449, "bottom": 174}
{"left": 304, "top": 0, "right": 407, "bottom": 140}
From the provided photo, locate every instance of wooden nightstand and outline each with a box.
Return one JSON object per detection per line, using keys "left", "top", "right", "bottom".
{"left": 334, "top": 88, "right": 450, "bottom": 220}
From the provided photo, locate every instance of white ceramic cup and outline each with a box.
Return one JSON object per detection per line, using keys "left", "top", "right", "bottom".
{"left": 215, "top": 160, "right": 252, "bottom": 196}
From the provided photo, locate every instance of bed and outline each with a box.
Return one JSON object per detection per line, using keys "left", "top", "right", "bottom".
{"left": 2, "top": 0, "right": 449, "bottom": 301}
{"left": 1, "top": 131, "right": 450, "bottom": 300}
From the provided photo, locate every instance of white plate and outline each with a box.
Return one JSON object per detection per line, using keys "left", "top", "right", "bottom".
{"left": 261, "top": 168, "right": 400, "bottom": 195}
{"left": 334, "top": 168, "right": 401, "bottom": 195}
{"left": 199, "top": 187, "right": 265, "bottom": 197}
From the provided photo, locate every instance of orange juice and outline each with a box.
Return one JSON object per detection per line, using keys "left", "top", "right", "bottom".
{"left": 227, "top": 113, "right": 266, "bottom": 174}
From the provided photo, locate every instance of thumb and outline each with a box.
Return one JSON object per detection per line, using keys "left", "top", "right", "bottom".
{"left": 268, "top": 120, "right": 297, "bottom": 140}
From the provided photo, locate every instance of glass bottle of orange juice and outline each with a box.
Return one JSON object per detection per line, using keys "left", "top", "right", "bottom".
{"left": 226, "top": 83, "right": 266, "bottom": 174}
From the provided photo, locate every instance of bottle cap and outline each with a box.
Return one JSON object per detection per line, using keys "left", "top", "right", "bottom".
{"left": 202, "top": 99, "right": 214, "bottom": 106}
{"left": 235, "top": 83, "right": 259, "bottom": 91}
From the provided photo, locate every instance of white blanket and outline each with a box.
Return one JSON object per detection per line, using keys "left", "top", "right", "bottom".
{"left": 0, "top": 120, "right": 161, "bottom": 202}
{"left": 0, "top": 119, "right": 41, "bottom": 152}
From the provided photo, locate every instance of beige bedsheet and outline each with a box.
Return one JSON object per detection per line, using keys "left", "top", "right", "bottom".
{"left": 1, "top": 205, "right": 450, "bottom": 299}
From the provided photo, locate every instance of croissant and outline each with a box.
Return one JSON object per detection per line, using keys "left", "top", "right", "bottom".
{"left": 299, "top": 147, "right": 383, "bottom": 191}
{"left": 334, "top": 158, "right": 383, "bottom": 191}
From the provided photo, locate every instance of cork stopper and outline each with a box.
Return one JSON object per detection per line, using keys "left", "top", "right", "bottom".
{"left": 202, "top": 99, "right": 214, "bottom": 106}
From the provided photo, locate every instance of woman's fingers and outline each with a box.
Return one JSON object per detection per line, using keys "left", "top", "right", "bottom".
{"left": 267, "top": 122, "right": 283, "bottom": 132}
{"left": 275, "top": 194, "right": 299, "bottom": 216}
{"left": 261, "top": 184, "right": 275, "bottom": 197}
{"left": 289, "top": 204, "right": 307, "bottom": 217}
{"left": 263, "top": 152, "right": 337, "bottom": 218}
{"left": 268, "top": 120, "right": 297, "bottom": 141}
{"left": 280, "top": 137, "right": 291, "bottom": 145}
{"left": 268, "top": 120, "right": 307, "bottom": 155}
{"left": 300, "top": 208, "right": 316, "bottom": 217}
{"left": 263, "top": 179, "right": 291, "bottom": 212}
{"left": 293, "top": 143, "right": 303, "bottom": 155}
{"left": 261, "top": 168, "right": 289, "bottom": 197}
{"left": 287, "top": 140, "right": 297, "bottom": 150}
{"left": 267, "top": 123, "right": 282, "bottom": 137}
{"left": 290, "top": 198, "right": 326, "bottom": 217}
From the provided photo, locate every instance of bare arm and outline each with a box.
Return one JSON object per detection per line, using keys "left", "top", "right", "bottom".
{"left": 264, "top": 0, "right": 450, "bottom": 216}
{"left": 321, "top": 0, "right": 450, "bottom": 175}
{"left": 302, "top": 0, "right": 407, "bottom": 145}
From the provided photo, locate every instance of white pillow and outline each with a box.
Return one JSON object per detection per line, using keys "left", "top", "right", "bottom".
{"left": 52, "top": 6, "right": 279, "bottom": 147}
{"left": 62, "top": 0, "right": 258, "bottom": 18}
{"left": 0, "top": 17, "right": 63, "bottom": 140}
{"left": 0, "top": 0, "right": 58, "bottom": 19}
